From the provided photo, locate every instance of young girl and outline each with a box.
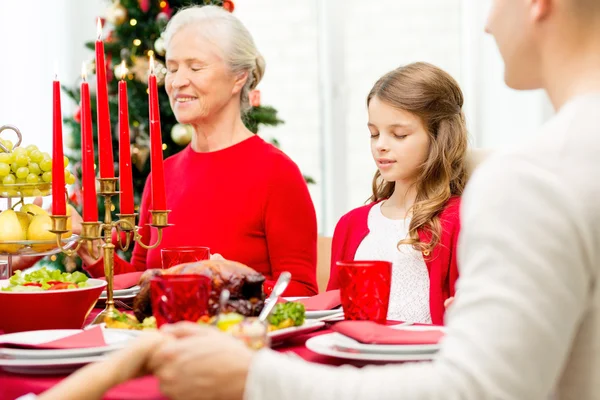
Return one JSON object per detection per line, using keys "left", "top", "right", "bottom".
{"left": 327, "top": 62, "right": 468, "bottom": 325}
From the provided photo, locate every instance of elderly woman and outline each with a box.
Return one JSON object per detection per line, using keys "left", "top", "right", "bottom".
{"left": 80, "top": 6, "right": 318, "bottom": 296}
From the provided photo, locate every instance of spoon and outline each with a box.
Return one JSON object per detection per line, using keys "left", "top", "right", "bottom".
{"left": 258, "top": 272, "right": 292, "bottom": 323}
{"left": 212, "top": 289, "right": 230, "bottom": 326}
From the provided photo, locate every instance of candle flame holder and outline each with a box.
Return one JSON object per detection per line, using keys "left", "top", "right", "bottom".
{"left": 50, "top": 177, "right": 171, "bottom": 325}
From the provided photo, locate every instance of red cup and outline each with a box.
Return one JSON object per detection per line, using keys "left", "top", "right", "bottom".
{"left": 337, "top": 260, "right": 392, "bottom": 324}
{"left": 150, "top": 274, "right": 211, "bottom": 327}
{"left": 160, "top": 246, "right": 210, "bottom": 269}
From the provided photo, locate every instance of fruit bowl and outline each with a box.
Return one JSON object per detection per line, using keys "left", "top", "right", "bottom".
{"left": 0, "top": 278, "right": 107, "bottom": 333}
{"left": 0, "top": 234, "right": 80, "bottom": 256}
{"left": 0, "top": 182, "right": 52, "bottom": 198}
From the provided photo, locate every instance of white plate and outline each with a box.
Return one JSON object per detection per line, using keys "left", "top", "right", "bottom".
{"left": 306, "top": 333, "right": 439, "bottom": 363}
{"left": 100, "top": 285, "right": 140, "bottom": 298}
{"left": 0, "top": 355, "right": 107, "bottom": 375}
{"left": 269, "top": 320, "right": 325, "bottom": 342}
{"left": 281, "top": 297, "right": 343, "bottom": 320}
{"left": 0, "top": 328, "right": 137, "bottom": 360}
{"left": 331, "top": 325, "right": 445, "bottom": 354}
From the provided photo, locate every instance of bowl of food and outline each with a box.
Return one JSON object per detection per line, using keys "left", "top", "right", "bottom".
{"left": 0, "top": 268, "right": 106, "bottom": 333}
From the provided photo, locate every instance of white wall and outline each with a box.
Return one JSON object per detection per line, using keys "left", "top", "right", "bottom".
{"left": 460, "top": 0, "right": 553, "bottom": 150}
{"left": 0, "top": 0, "right": 104, "bottom": 210}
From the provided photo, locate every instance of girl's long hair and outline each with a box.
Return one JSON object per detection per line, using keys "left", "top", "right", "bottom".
{"left": 367, "top": 62, "right": 468, "bottom": 255}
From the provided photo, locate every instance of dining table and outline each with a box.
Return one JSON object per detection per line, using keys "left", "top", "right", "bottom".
{"left": 0, "top": 308, "right": 372, "bottom": 400}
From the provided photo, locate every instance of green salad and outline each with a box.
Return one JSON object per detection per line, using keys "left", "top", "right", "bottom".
{"left": 268, "top": 302, "right": 306, "bottom": 329}
{"left": 1, "top": 268, "right": 89, "bottom": 292}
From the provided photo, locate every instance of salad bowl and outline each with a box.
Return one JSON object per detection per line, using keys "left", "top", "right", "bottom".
{"left": 0, "top": 269, "right": 106, "bottom": 333}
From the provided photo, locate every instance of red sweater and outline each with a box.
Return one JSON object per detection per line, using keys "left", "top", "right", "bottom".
{"left": 85, "top": 136, "right": 319, "bottom": 296}
{"left": 327, "top": 197, "right": 461, "bottom": 325}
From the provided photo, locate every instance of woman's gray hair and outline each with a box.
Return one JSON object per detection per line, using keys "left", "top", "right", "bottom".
{"left": 163, "top": 5, "right": 265, "bottom": 114}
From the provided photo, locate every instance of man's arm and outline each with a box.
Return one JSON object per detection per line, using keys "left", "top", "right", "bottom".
{"left": 246, "top": 155, "right": 591, "bottom": 400}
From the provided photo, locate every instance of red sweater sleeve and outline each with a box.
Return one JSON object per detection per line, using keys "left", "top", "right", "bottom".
{"left": 83, "top": 180, "right": 152, "bottom": 277}
{"left": 263, "top": 156, "right": 318, "bottom": 297}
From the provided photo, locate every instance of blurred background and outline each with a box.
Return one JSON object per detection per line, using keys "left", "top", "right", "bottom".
{"left": 0, "top": 0, "right": 553, "bottom": 236}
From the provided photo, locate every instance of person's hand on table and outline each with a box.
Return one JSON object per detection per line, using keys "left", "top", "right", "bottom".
{"left": 36, "top": 331, "right": 169, "bottom": 400}
{"left": 148, "top": 322, "right": 253, "bottom": 400}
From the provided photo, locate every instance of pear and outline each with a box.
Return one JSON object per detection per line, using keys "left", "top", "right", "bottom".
{"left": 15, "top": 211, "right": 30, "bottom": 234}
{"left": 21, "top": 204, "right": 48, "bottom": 217}
{"left": 0, "top": 209, "right": 26, "bottom": 253}
{"left": 27, "top": 214, "right": 56, "bottom": 252}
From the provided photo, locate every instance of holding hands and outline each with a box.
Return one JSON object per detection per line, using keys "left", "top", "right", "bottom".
{"left": 37, "top": 323, "right": 255, "bottom": 400}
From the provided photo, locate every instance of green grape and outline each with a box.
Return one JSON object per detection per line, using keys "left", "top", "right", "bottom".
{"left": 2, "top": 174, "right": 16, "bottom": 185}
{"left": 16, "top": 177, "right": 27, "bottom": 184}
{"left": 28, "top": 162, "right": 41, "bottom": 175}
{"left": 22, "top": 188, "right": 35, "bottom": 197}
{"left": 29, "top": 150, "right": 43, "bottom": 163}
{"left": 0, "top": 152, "right": 13, "bottom": 164}
{"left": 40, "top": 158, "right": 52, "bottom": 172}
{"left": 16, "top": 167, "right": 29, "bottom": 179}
{"left": 65, "top": 172, "right": 76, "bottom": 185}
{"left": 0, "top": 163, "right": 10, "bottom": 177}
{"left": 12, "top": 147, "right": 26, "bottom": 157}
{"left": 15, "top": 153, "right": 29, "bottom": 167}
{"left": 26, "top": 144, "right": 39, "bottom": 154}
{"left": 42, "top": 171, "right": 52, "bottom": 183}
{"left": 31, "top": 189, "right": 42, "bottom": 197}
{"left": 11, "top": 162, "right": 19, "bottom": 173}
{"left": 26, "top": 173, "right": 40, "bottom": 184}
{"left": 63, "top": 156, "right": 69, "bottom": 168}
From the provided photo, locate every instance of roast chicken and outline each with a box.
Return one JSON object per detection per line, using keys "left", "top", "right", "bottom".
{"left": 133, "top": 259, "right": 265, "bottom": 322}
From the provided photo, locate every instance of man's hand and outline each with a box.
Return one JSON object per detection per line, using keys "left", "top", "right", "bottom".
{"left": 148, "top": 322, "right": 253, "bottom": 400}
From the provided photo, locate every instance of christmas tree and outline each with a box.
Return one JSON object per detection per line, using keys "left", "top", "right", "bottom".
{"left": 53, "top": 0, "right": 286, "bottom": 271}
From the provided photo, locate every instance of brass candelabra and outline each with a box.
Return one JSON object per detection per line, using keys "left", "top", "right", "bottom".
{"left": 49, "top": 177, "right": 170, "bottom": 325}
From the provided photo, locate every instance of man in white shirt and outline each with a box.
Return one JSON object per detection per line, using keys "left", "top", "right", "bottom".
{"left": 33, "top": 0, "right": 600, "bottom": 399}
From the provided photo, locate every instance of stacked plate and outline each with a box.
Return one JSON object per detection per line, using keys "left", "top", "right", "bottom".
{"left": 305, "top": 324, "right": 445, "bottom": 363}
{"left": 97, "top": 285, "right": 141, "bottom": 306}
{"left": 0, "top": 328, "right": 138, "bottom": 375}
{"left": 282, "top": 297, "right": 343, "bottom": 320}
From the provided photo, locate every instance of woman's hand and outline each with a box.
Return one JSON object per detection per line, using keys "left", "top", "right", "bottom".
{"left": 148, "top": 322, "right": 253, "bottom": 400}
{"left": 444, "top": 297, "right": 455, "bottom": 308}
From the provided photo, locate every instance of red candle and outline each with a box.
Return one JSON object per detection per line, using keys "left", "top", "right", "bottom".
{"left": 95, "top": 19, "right": 114, "bottom": 178}
{"left": 80, "top": 63, "right": 98, "bottom": 222}
{"left": 118, "top": 61, "right": 135, "bottom": 215}
{"left": 148, "top": 55, "right": 167, "bottom": 211}
{"left": 51, "top": 75, "right": 66, "bottom": 216}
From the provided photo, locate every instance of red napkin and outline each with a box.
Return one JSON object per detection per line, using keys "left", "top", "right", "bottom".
{"left": 0, "top": 326, "right": 107, "bottom": 350}
{"left": 297, "top": 290, "right": 341, "bottom": 311}
{"left": 101, "top": 271, "right": 143, "bottom": 290}
{"left": 332, "top": 321, "right": 444, "bottom": 345}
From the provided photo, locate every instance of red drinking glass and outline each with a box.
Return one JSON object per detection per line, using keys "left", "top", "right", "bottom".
{"left": 150, "top": 274, "right": 211, "bottom": 327}
{"left": 337, "top": 260, "right": 392, "bottom": 324}
{"left": 160, "top": 246, "right": 210, "bottom": 269}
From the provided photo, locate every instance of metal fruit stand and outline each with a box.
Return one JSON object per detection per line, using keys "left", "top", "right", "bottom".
{"left": 0, "top": 125, "right": 78, "bottom": 280}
